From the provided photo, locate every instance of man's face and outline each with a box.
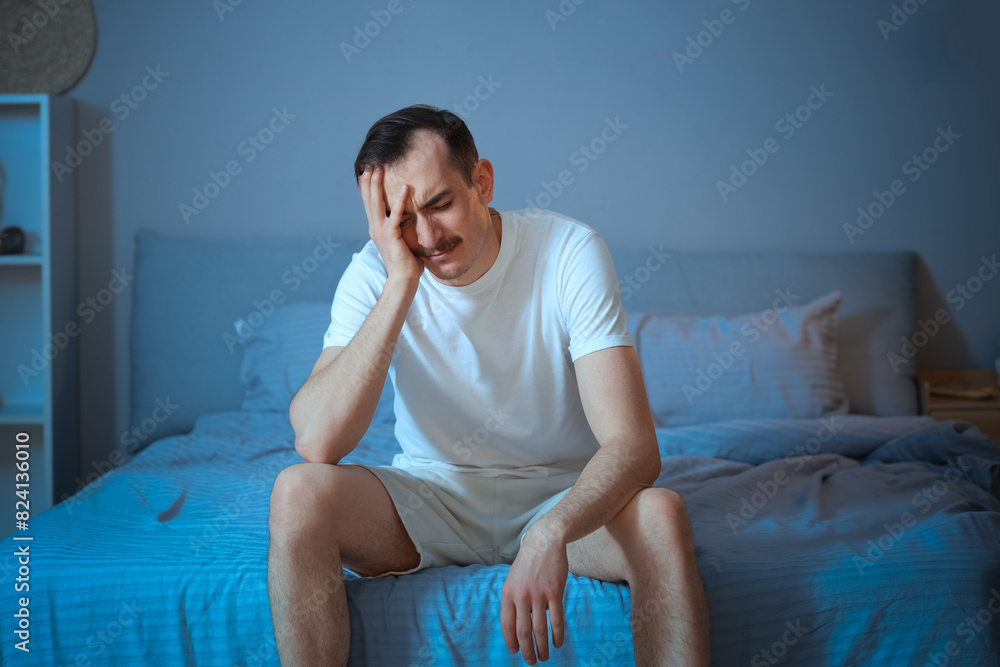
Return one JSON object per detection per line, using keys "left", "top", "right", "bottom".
{"left": 381, "top": 129, "right": 497, "bottom": 287}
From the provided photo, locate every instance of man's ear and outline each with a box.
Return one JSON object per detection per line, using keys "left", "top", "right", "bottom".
{"left": 473, "top": 158, "right": 495, "bottom": 206}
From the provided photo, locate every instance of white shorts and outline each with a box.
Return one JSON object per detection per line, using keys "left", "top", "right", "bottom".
{"left": 353, "top": 464, "right": 580, "bottom": 575}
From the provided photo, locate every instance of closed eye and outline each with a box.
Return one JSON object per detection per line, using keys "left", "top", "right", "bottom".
{"left": 399, "top": 201, "right": 451, "bottom": 226}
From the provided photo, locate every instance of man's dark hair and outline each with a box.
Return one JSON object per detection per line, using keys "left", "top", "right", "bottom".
{"left": 354, "top": 104, "right": 479, "bottom": 188}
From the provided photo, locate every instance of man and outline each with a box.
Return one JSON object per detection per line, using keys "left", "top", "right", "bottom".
{"left": 267, "top": 104, "right": 711, "bottom": 666}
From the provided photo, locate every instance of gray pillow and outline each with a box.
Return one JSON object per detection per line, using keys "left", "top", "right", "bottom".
{"left": 235, "top": 302, "right": 395, "bottom": 423}
{"left": 630, "top": 291, "right": 849, "bottom": 427}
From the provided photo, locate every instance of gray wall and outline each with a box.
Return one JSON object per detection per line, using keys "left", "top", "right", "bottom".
{"left": 65, "top": 0, "right": 999, "bottom": 483}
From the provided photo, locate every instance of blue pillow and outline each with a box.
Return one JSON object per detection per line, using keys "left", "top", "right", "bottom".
{"left": 235, "top": 302, "right": 395, "bottom": 423}
{"left": 630, "top": 291, "right": 849, "bottom": 427}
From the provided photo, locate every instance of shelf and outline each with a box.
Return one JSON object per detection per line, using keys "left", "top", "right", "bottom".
{"left": 0, "top": 255, "right": 43, "bottom": 266}
{"left": 0, "top": 95, "right": 43, "bottom": 105}
{"left": 923, "top": 395, "right": 1000, "bottom": 411}
{"left": 0, "top": 403, "right": 45, "bottom": 424}
{"left": 917, "top": 369, "right": 1000, "bottom": 414}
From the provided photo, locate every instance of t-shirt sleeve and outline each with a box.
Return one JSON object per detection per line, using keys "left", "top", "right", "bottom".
{"left": 322, "top": 252, "right": 382, "bottom": 348}
{"left": 559, "top": 231, "right": 634, "bottom": 362}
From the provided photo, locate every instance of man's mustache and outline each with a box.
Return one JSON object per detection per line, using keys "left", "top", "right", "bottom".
{"left": 416, "top": 238, "right": 461, "bottom": 257}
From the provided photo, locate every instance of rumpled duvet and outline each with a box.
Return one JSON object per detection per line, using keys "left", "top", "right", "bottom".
{"left": 1, "top": 411, "right": 997, "bottom": 666}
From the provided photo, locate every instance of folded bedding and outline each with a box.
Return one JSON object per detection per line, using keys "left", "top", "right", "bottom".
{"left": 1, "top": 412, "right": 998, "bottom": 666}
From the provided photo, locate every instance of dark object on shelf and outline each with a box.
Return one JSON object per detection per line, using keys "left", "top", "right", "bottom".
{"left": 1, "top": 225, "right": 25, "bottom": 254}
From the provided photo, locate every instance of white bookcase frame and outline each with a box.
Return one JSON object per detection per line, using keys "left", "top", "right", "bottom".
{"left": 0, "top": 94, "right": 77, "bottom": 534}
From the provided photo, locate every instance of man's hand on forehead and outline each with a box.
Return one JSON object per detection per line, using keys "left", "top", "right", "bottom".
{"left": 381, "top": 171, "right": 411, "bottom": 216}
{"left": 358, "top": 164, "right": 423, "bottom": 283}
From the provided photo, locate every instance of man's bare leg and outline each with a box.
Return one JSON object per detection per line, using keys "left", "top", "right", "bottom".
{"left": 267, "top": 463, "right": 419, "bottom": 666}
{"left": 566, "top": 487, "right": 711, "bottom": 666}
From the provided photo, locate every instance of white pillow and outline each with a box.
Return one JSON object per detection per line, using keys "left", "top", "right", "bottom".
{"left": 630, "top": 291, "right": 849, "bottom": 427}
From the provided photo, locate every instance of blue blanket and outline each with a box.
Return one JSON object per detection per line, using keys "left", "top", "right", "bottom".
{"left": 1, "top": 412, "right": 998, "bottom": 666}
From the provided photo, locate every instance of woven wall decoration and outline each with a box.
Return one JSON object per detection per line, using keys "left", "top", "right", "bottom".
{"left": 0, "top": 0, "right": 97, "bottom": 94}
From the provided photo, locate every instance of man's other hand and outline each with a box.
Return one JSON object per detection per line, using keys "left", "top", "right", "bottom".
{"left": 500, "top": 523, "right": 569, "bottom": 664}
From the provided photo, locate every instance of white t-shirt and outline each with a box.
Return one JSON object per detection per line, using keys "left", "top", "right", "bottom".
{"left": 323, "top": 208, "right": 633, "bottom": 478}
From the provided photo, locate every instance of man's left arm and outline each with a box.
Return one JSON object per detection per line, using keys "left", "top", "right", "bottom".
{"left": 533, "top": 344, "right": 660, "bottom": 543}
{"left": 500, "top": 344, "right": 661, "bottom": 663}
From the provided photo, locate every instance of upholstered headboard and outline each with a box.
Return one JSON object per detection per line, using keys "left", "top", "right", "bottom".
{"left": 130, "top": 231, "right": 366, "bottom": 440}
{"left": 605, "top": 249, "right": 917, "bottom": 418}
{"left": 130, "top": 230, "right": 917, "bottom": 439}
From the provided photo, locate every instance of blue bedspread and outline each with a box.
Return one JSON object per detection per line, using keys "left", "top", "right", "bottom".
{"left": 1, "top": 412, "right": 998, "bottom": 666}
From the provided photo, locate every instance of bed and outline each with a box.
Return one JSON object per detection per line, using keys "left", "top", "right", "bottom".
{"left": 2, "top": 225, "right": 999, "bottom": 666}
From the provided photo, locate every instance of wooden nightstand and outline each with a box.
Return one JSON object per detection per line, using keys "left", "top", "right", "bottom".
{"left": 917, "top": 369, "right": 1000, "bottom": 446}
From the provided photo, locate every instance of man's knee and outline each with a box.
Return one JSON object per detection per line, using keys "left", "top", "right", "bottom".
{"left": 269, "top": 462, "right": 345, "bottom": 533}
{"left": 631, "top": 487, "right": 692, "bottom": 543}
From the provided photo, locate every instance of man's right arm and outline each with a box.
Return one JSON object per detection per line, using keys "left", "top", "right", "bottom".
{"left": 290, "top": 164, "right": 423, "bottom": 464}
{"left": 289, "top": 275, "right": 417, "bottom": 464}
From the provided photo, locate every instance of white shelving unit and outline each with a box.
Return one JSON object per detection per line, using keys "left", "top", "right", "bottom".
{"left": 0, "top": 95, "right": 77, "bottom": 537}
